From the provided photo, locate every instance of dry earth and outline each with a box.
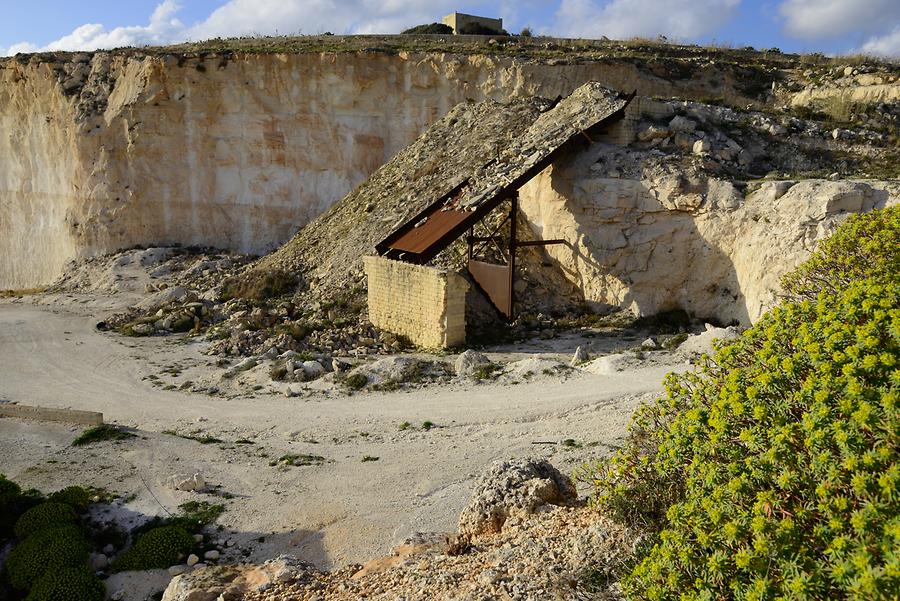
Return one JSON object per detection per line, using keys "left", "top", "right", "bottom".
{"left": 0, "top": 278, "right": 710, "bottom": 600}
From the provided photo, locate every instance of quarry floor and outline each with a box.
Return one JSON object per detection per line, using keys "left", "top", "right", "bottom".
{"left": 0, "top": 293, "right": 682, "bottom": 597}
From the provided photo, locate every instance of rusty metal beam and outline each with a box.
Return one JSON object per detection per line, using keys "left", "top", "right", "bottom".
{"left": 516, "top": 239, "right": 567, "bottom": 247}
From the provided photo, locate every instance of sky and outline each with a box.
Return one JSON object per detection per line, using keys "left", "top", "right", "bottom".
{"left": 1, "top": 0, "right": 898, "bottom": 58}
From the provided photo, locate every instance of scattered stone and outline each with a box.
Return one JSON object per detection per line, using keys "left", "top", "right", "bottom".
{"left": 570, "top": 346, "right": 589, "bottom": 366}
{"left": 641, "top": 337, "right": 658, "bottom": 350}
{"left": 301, "top": 360, "right": 326, "bottom": 380}
{"left": 165, "top": 472, "right": 206, "bottom": 492}
{"left": 668, "top": 115, "right": 696, "bottom": 133}
{"left": 692, "top": 138, "right": 711, "bottom": 155}
{"left": 168, "top": 564, "right": 189, "bottom": 576}
{"left": 204, "top": 550, "right": 220, "bottom": 561}
{"left": 91, "top": 553, "right": 108, "bottom": 570}
{"left": 454, "top": 350, "right": 491, "bottom": 377}
{"left": 187, "top": 554, "right": 200, "bottom": 567}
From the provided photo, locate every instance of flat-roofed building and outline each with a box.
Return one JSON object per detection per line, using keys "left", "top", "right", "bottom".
{"left": 441, "top": 12, "right": 503, "bottom": 34}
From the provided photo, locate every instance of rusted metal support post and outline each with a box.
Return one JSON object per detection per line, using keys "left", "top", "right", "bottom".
{"left": 467, "top": 227, "right": 473, "bottom": 262}
{"left": 507, "top": 194, "right": 518, "bottom": 320}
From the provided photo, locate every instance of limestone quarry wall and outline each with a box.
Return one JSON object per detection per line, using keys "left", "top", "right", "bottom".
{"left": 519, "top": 159, "right": 898, "bottom": 324}
{"left": 364, "top": 256, "right": 467, "bottom": 348}
{"left": 1, "top": 50, "right": 759, "bottom": 289}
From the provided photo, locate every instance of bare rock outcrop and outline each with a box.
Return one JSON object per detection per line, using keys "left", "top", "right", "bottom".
{"left": 457, "top": 458, "right": 577, "bottom": 537}
{"left": 162, "top": 556, "right": 316, "bottom": 601}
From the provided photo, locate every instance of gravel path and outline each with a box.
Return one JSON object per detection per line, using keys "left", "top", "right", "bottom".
{"left": 0, "top": 296, "right": 674, "bottom": 582}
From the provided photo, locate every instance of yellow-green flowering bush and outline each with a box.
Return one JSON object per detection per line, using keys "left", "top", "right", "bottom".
{"left": 13, "top": 502, "right": 78, "bottom": 539}
{"left": 5, "top": 525, "right": 90, "bottom": 590}
{"left": 781, "top": 206, "right": 899, "bottom": 301}
{"left": 581, "top": 208, "right": 899, "bottom": 600}
{"left": 25, "top": 566, "right": 104, "bottom": 601}
{"left": 111, "top": 525, "right": 195, "bottom": 571}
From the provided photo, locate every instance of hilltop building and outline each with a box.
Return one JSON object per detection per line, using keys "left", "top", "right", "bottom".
{"left": 441, "top": 12, "right": 503, "bottom": 34}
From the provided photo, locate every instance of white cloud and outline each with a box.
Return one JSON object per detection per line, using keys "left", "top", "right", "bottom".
{"left": 2, "top": 0, "right": 184, "bottom": 55}
{"left": 552, "top": 0, "right": 741, "bottom": 41}
{"left": 858, "top": 26, "right": 900, "bottom": 58}
{"left": 4, "top": 41, "right": 39, "bottom": 55}
{"left": 779, "top": 0, "right": 900, "bottom": 42}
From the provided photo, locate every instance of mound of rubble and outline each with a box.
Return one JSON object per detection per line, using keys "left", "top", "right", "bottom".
{"left": 162, "top": 459, "right": 633, "bottom": 601}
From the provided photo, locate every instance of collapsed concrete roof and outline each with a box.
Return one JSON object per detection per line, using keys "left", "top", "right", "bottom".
{"left": 376, "top": 83, "right": 633, "bottom": 264}
{"left": 455, "top": 83, "right": 633, "bottom": 211}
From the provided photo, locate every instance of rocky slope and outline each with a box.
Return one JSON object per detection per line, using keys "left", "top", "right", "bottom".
{"left": 2, "top": 38, "right": 897, "bottom": 289}
{"left": 161, "top": 459, "right": 635, "bottom": 601}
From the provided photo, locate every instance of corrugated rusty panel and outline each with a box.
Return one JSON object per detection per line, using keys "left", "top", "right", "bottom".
{"left": 468, "top": 260, "right": 512, "bottom": 318}
{"left": 386, "top": 209, "right": 472, "bottom": 254}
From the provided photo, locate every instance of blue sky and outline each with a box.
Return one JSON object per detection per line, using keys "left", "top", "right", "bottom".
{"left": 2, "top": 0, "right": 899, "bottom": 57}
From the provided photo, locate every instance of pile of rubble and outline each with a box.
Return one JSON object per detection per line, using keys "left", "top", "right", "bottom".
{"left": 162, "top": 459, "right": 637, "bottom": 601}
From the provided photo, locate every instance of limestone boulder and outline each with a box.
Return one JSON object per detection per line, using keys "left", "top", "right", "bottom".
{"left": 458, "top": 458, "right": 577, "bottom": 537}
{"left": 454, "top": 350, "right": 491, "bottom": 377}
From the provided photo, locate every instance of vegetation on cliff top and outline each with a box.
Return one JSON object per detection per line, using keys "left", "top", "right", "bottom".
{"left": 580, "top": 207, "right": 899, "bottom": 600}
{"left": 5, "top": 34, "right": 896, "bottom": 77}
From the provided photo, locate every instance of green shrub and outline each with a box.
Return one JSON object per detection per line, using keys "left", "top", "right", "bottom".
{"left": 0, "top": 476, "right": 41, "bottom": 541}
{"left": 26, "top": 566, "right": 104, "bottom": 601}
{"left": 71, "top": 424, "right": 136, "bottom": 446}
{"left": 0, "top": 473, "right": 21, "bottom": 508}
{"left": 5, "top": 525, "right": 90, "bottom": 590}
{"left": 14, "top": 502, "right": 78, "bottom": 539}
{"left": 220, "top": 269, "right": 297, "bottom": 301}
{"left": 111, "top": 525, "right": 194, "bottom": 572}
{"left": 341, "top": 373, "right": 368, "bottom": 391}
{"left": 48, "top": 486, "right": 93, "bottom": 511}
{"left": 174, "top": 501, "right": 225, "bottom": 532}
{"left": 582, "top": 278, "right": 899, "bottom": 599}
{"left": 472, "top": 363, "right": 501, "bottom": 380}
{"left": 782, "top": 206, "right": 899, "bottom": 301}
{"left": 402, "top": 22, "right": 453, "bottom": 35}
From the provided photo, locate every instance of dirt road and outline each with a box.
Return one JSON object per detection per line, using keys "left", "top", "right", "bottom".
{"left": 0, "top": 296, "right": 673, "bottom": 570}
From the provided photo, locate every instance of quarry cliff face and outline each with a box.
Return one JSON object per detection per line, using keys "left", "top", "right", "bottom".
{"left": 2, "top": 45, "right": 897, "bottom": 327}
{"left": 1, "top": 49, "right": 763, "bottom": 289}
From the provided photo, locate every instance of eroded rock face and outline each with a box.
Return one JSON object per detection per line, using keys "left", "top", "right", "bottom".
{"left": 457, "top": 458, "right": 577, "bottom": 537}
{"left": 520, "top": 162, "right": 898, "bottom": 325}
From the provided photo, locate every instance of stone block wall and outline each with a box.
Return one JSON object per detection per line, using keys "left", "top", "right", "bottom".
{"left": 364, "top": 256, "right": 469, "bottom": 348}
